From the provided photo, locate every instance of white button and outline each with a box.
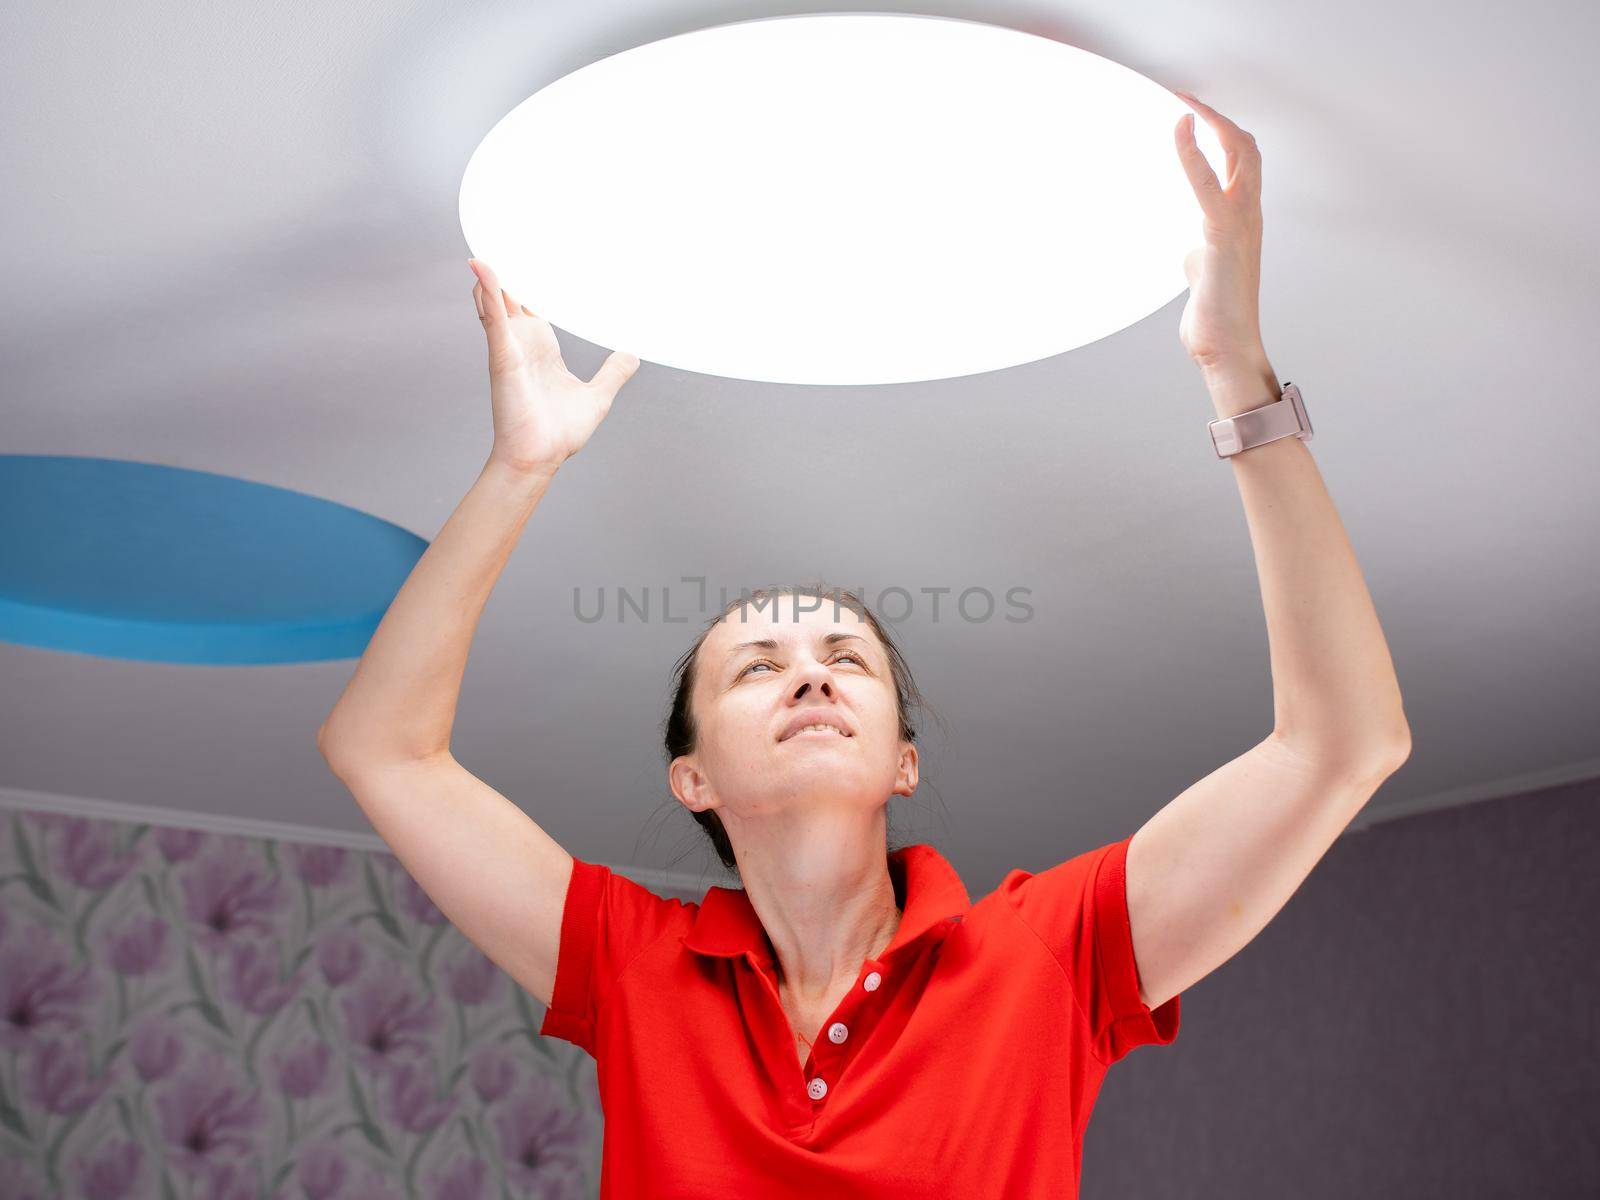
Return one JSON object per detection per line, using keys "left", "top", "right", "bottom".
{"left": 863, "top": 971, "right": 882, "bottom": 992}
{"left": 827, "top": 1022, "right": 848, "bottom": 1044}
{"left": 807, "top": 1077, "right": 828, "bottom": 1100}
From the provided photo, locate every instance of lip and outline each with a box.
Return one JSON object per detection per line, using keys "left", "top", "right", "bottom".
{"left": 778, "top": 711, "right": 854, "bottom": 742}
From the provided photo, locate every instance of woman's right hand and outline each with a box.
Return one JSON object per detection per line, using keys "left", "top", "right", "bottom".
{"left": 469, "top": 258, "right": 641, "bottom": 475}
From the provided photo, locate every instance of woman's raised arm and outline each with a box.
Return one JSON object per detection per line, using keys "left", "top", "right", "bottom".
{"left": 313, "top": 262, "right": 638, "bottom": 1006}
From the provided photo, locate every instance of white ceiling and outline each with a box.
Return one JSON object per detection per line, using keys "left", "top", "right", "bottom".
{"left": 4, "top": 0, "right": 1597, "bottom": 898}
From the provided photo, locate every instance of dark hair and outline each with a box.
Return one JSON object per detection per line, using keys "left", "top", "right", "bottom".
{"left": 662, "top": 583, "right": 943, "bottom": 879}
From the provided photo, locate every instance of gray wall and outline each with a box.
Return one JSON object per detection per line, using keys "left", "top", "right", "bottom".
{"left": 1084, "top": 778, "right": 1600, "bottom": 1199}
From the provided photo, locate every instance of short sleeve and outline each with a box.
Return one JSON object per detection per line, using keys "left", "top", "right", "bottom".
{"left": 997, "top": 833, "right": 1181, "bottom": 1065}
{"left": 538, "top": 856, "right": 687, "bottom": 1057}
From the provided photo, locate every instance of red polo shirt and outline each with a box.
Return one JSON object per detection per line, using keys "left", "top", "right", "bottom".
{"left": 539, "top": 833, "right": 1180, "bottom": 1198}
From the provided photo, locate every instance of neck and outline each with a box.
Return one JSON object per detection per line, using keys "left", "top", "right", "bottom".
{"left": 733, "top": 814, "right": 902, "bottom": 1002}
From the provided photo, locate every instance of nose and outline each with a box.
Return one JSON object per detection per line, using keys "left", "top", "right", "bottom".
{"left": 791, "top": 659, "right": 835, "bottom": 700}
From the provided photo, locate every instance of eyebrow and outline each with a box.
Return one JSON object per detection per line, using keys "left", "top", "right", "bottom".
{"left": 723, "top": 631, "right": 876, "bottom": 664}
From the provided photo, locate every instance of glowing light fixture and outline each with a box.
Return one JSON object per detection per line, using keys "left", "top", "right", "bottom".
{"left": 459, "top": 12, "right": 1223, "bottom": 386}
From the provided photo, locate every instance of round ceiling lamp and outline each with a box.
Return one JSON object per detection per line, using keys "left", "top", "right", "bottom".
{"left": 0, "top": 456, "right": 427, "bottom": 665}
{"left": 459, "top": 12, "right": 1223, "bottom": 387}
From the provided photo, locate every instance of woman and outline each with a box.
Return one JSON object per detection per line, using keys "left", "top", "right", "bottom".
{"left": 317, "top": 92, "right": 1410, "bottom": 1198}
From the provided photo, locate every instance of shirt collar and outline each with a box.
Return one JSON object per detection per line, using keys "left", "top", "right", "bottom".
{"left": 679, "top": 843, "right": 971, "bottom": 963}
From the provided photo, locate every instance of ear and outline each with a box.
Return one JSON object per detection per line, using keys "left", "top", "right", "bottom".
{"left": 669, "top": 755, "right": 715, "bottom": 812}
{"left": 892, "top": 742, "right": 919, "bottom": 798}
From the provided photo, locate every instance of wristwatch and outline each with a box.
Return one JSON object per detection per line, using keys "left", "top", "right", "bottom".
{"left": 1208, "top": 381, "right": 1313, "bottom": 458}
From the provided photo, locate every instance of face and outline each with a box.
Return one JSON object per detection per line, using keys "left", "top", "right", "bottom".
{"left": 669, "top": 595, "right": 919, "bottom": 827}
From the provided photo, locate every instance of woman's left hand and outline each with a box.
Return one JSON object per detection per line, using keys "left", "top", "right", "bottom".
{"left": 1172, "top": 90, "right": 1268, "bottom": 373}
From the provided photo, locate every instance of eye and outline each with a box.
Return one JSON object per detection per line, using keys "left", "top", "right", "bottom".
{"left": 737, "top": 651, "right": 866, "bottom": 678}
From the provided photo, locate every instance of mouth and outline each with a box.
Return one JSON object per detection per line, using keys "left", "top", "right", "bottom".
{"left": 778, "top": 721, "right": 854, "bottom": 742}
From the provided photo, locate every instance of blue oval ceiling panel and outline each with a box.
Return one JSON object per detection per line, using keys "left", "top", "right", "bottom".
{"left": 0, "top": 455, "right": 427, "bottom": 664}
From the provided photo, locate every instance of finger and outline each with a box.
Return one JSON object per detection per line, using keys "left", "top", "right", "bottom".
{"left": 469, "top": 258, "right": 520, "bottom": 318}
{"left": 474, "top": 281, "right": 497, "bottom": 328}
{"left": 1173, "top": 90, "right": 1259, "bottom": 191}
{"left": 588, "top": 348, "right": 642, "bottom": 397}
{"left": 470, "top": 275, "right": 507, "bottom": 344}
{"left": 1174, "top": 89, "right": 1249, "bottom": 142}
{"left": 1175, "top": 113, "right": 1222, "bottom": 215}
{"left": 469, "top": 261, "right": 493, "bottom": 320}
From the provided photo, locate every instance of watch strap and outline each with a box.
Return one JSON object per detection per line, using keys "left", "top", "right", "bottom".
{"left": 1208, "top": 381, "right": 1312, "bottom": 458}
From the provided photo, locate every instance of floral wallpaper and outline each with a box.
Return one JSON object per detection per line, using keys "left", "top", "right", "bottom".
{"left": 0, "top": 807, "right": 605, "bottom": 1200}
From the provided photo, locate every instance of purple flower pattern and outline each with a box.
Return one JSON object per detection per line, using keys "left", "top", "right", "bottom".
{"left": 153, "top": 1048, "right": 264, "bottom": 1177}
{"left": 398, "top": 873, "right": 448, "bottom": 927}
{"left": 317, "top": 926, "right": 366, "bottom": 987}
{"left": 297, "top": 1139, "right": 350, "bottom": 1200}
{"left": 429, "top": 1155, "right": 491, "bottom": 1200}
{"left": 221, "top": 937, "right": 305, "bottom": 1016}
{"left": 103, "top": 911, "right": 172, "bottom": 977}
{"left": 495, "top": 1077, "right": 593, "bottom": 1199}
{"left": 54, "top": 816, "right": 142, "bottom": 891}
{"left": 25, "top": 1033, "right": 117, "bottom": 1115}
{"left": 470, "top": 1047, "right": 515, "bottom": 1105}
{"left": 383, "top": 1060, "right": 459, "bottom": 1134}
{"left": 0, "top": 808, "right": 607, "bottom": 1197}
{"left": 447, "top": 946, "right": 503, "bottom": 1007}
{"left": 1, "top": 921, "right": 99, "bottom": 1049}
{"left": 75, "top": 1135, "right": 143, "bottom": 1199}
{"left": 273, "top": 1034, "right": 334, "bottom": 1099}
{"left": 155, "top": 826, "right": 205, "bottom": 863}
{"left": 290, "top": 843, "right": 351, "bottom": 887}
{"left": 177, "top": 847, "right": 287, "bottom": 954}
{"left": 341, "top": 958, "right": 442, "bottom": 1076}
{"left": 129, "top": 1015, "right": 184, "bottom": 1082}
